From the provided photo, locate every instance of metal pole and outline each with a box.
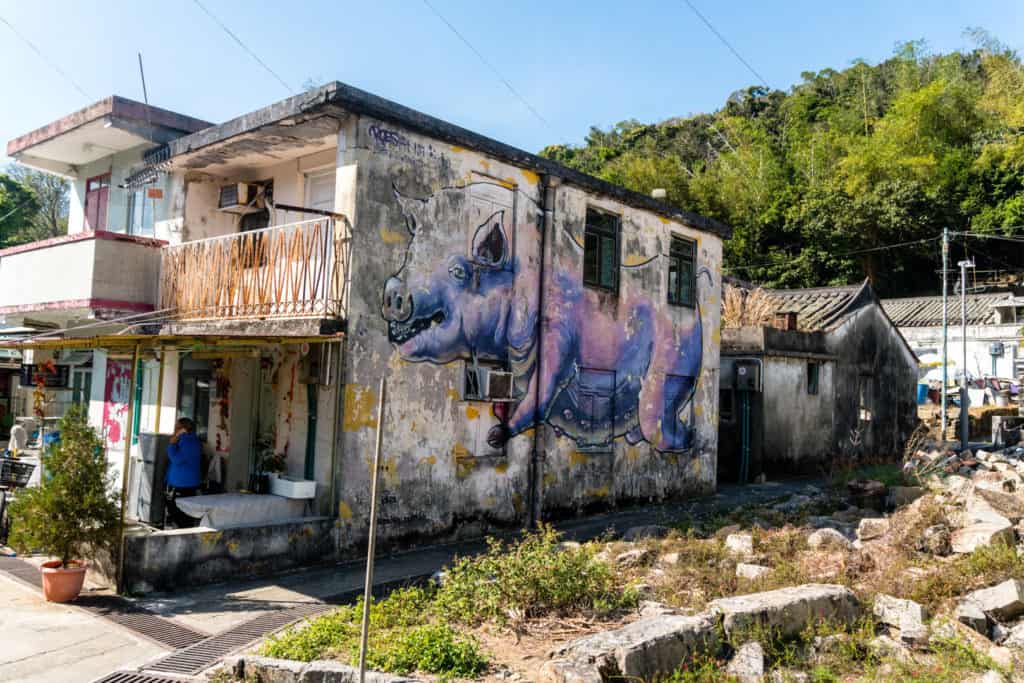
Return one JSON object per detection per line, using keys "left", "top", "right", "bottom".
{"left": 358, "top": 377, "right": 386, "bottom": 683}
{"left": 941, "top": 227, "right": 949, "bottom": 441}
{"left": 116, "top": 344, "right": 142, "bottom": 593}
{"left": 154, "top": 349, "right": 166, "bottom": 432}
{"left": 959, "top": 258, "right": 974, "bottom": 450}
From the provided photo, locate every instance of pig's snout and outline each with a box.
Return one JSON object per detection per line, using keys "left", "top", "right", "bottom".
{"left": 382, "top": 276, "right": 414, "bottom": 322}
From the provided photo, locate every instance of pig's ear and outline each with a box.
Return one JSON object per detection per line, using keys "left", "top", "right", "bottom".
{"left": 472, "top": 210, "right": 508, "bottom": 267}
{"left": 392, "top": 183, "right": 426, "bottom": 235}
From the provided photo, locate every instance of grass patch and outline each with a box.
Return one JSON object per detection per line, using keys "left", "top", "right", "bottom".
{"left": 661, "top": 653, "right": 738, "bottom": 682}
{"left": 833, "top": 462, "right": 905, "bottom": 488}
{"left": 906, "top": 542, "right": 1024, "bottom": 610}
{"left": 262, "top": 526, "right": 637, "bottom": 677}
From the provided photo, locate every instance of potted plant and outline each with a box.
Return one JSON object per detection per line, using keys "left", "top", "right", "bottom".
{"left": 8, "top": 405, "right": 119, "bottom": 602}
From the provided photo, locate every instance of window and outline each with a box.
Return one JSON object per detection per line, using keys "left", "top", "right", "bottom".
{"left": 667, "top": 235, "right": 696, "bottom": 307}
{"left": 720, "top": 388, "right": 735, "bottom": 422}
{"left": 583, "top": 209, "right": 619, "bottom": 292}
{"left": 462, "top": 358, "right": 509, "bottom": 400}
{"left": 126, "top": 186, "right": 155, "bottom": 236}
{"left": 577, "top": 368, "right": 615, "bottom": 450}
{"left": 807, "top": 362, "right": 820, "bottom": 395}
{"left": 84, "top": 173, "right": 110, "bottom": 231}
{"left": 71, "top": 368, "right": 92, "bottom": 406}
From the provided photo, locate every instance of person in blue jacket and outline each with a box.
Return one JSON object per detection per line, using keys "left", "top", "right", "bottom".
{"left": 165, "top": 417, "right": 202, "bottom": 528}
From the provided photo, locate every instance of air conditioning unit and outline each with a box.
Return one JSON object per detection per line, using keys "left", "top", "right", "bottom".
{"left": 218, "top": 183, "right": 262, "bottom": 213}
{"left": 482, "top": 369, "right": 515, "bottom": 401}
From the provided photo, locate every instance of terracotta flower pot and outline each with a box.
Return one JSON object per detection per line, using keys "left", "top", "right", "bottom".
{"left": 40, "top": 560, "right": 87, "bottom": 603}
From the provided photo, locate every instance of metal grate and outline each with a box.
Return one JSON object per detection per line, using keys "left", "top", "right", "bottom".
{"left": 91, "top": 672, "right": 192, "bottom": 683}
{"left": 146, "top": 603, "right": 331, "bottom": 675}
{"left": 74, "top": 594, "right": 208, "bottom": 650}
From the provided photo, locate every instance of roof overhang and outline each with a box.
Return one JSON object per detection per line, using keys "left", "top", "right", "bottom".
{"left": 7, "top": 96, "right": 212, "bottom": 178}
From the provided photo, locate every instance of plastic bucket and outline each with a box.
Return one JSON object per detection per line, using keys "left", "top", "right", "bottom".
{"left": 916, "top": 383, "right": 929, "bottom": 405}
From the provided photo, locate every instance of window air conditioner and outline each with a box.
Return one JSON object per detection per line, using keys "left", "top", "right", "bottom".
{"left": 218, "top": 183, "right": 262, "bottom": 213}
{"left": 482, "top": 369, "right": 515, "bottom": 401}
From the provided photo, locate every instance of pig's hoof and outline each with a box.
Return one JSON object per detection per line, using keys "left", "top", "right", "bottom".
{"left": 487, "top": 424, "right": 510, "bottom": 449}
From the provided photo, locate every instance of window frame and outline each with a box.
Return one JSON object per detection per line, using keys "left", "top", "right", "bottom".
{"left": 807, "top": 361, "right": 820, "bottom": 396}
{"left": 667, "top": 234, "right": 697, "bottom": 307}
{"left": 582, "top": 208, "right": 620, "bottom": 294}
{"left": 126, "top": 185, "right": 156, "bottom": 237}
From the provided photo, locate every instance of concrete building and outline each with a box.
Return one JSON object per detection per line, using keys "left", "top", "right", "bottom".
{"left": 5, "top": 82, "right": 730, "bottom": 593}
{"left": 719, "top": 281, "right": 918, "bottom": 482}
{"left": 881, "top": 291, "right": 1024, "bottom": 383}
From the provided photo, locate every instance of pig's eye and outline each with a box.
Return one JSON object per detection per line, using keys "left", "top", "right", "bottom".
{"left": 448, "top": 264, "right": 469, "bottom": 282}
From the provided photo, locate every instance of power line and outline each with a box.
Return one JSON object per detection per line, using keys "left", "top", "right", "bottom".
{"left": 191, "top": 0, "right": 294, "bottom": 94}
{"left": 0, "top": 14, "right": 91, "bottom": 101}
{"left": 681, "top": 0, "right": 769, "bottom": 89}
{"left": 725, "top": 235, "right": 941, "bottom": 273}
{"left": 419, "top": 0, "right": 553, "bottom": 132}
{"left": 952, "top": 231, "right": 1024, "bottom": 244}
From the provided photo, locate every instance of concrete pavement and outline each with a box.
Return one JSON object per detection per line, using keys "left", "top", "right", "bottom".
{"left": 0, "top": 571, "right": 167, "bottom": 683}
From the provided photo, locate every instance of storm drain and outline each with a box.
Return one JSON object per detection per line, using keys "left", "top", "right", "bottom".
{"left": 0, "top": 556, "right": 207, "bottom": 650}
{"left": 146, "top": 603, "right": 332, "bottom": 675}
{"left": 0, "top": 554, "right": 42, "bottom": 588}
{"left": 91, "top": 672, "right": 194, "bottom": 683}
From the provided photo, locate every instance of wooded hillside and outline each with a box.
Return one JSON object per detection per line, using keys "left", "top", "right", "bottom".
{"left": 540, "top": 35, "right": 1024, "bottom": 296}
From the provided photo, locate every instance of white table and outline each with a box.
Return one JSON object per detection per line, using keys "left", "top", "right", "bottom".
{"left": 175, "top": 493, "right": 307, "bottom": 528}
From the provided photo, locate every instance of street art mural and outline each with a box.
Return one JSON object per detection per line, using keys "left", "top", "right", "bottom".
{"left": 381, "top": 182, "right": 709, "bottom": 453}
{"left": 102, "top": 359, "right": 132, "bottom": 447}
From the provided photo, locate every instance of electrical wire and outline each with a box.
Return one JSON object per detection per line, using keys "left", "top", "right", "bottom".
{"left": 725, "top": 235, "right": 941, "bottom": 273}
{"left": 0, "top": 13, "right": 91, "bottom": 100}
{"left": 419, "top": 0, "right": 553, "bottom": 133}
{"left": 191, "top": 0, "right": 294, "bottom": 94}
{"left": 681, "top": 0, "right": 769, "bottom": 89}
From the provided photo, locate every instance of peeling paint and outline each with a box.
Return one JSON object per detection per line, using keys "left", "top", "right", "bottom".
{"left": 569, "top": 451, "right": 590, "bottom": 467}
{"left": 338, "top": 501, "right": 353, "bottom": 520}
{"left": 342, "top": 384, "right": 378, "bottom": 431}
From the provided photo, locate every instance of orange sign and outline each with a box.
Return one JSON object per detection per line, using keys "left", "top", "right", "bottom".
{"left": 146, "top": 187, "right": 164, "bottom": 199}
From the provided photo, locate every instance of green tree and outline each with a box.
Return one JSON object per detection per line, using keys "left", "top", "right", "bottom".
{"left": 0, "top": 174, "right": 40, "bottom": 246}
{"left": 6, "top": 164, "right": 69, "bottom": 241}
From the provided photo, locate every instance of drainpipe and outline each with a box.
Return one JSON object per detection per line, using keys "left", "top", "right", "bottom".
{"left": 528, "top": 175, "right": 559, "bottom": 528}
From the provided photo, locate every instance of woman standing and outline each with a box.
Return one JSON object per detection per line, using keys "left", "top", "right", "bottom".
{"left": 165, "top": 418, "right": 201, "bottom": 528}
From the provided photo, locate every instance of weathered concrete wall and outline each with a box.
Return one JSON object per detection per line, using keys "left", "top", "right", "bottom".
{"left": 122, "top": 516, "right": 338, "bottom": 594}
{"left": 828, "top": 304, "right": 918, "bottom": 460}
{"left": 760, "top": 357, "right": 835, "bottom": 471}
{"left": 334, "top": 115, "right": 722, "bottom": 550}
{"left": 899, "top": 324, "right": 1021, "bottom": 380}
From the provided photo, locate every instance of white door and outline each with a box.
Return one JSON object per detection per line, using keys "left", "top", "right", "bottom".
{"left": 304, "top": 169, "right": 336, "bottom": 213}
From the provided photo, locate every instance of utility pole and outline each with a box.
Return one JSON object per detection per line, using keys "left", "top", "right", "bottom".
{"left": 941, "top": 227, "right": 949, "bottom": 441}
{"left": 958, "top": 257, "right": 975, "bottom": 451}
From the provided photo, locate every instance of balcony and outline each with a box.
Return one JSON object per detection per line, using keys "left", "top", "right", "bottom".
{"left": 159, "top": 218, "right": 350, "bottom": 324}
{"left": 0, "top": 231, "right": 163, "bottom": 322}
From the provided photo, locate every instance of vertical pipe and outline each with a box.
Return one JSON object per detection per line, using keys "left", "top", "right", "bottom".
{"left": 116, "top": 343, "right": 142, "bottom": 593}
{"left": 154, "top": 349, "right": 166, "bottom": 432}
{"left": 941, "top": 227, "right": 949, "bottom": 441}
{"left": 960, "top": 259, "right": 971, "bottom": 450}
{"left": 358, "top": 377, "right": 386, "bottom": 683}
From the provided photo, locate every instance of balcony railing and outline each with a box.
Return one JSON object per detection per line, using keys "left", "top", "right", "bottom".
{"left": 160, "top": 218, "right": 350, "bottom": 322}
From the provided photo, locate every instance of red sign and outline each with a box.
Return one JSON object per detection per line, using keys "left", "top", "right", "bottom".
{"left": 146, "top": 187, "right": 164, "bottom": 200}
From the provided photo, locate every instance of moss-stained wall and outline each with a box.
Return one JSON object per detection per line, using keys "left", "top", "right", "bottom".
{"left": 328, "top": 115, "right": 722, "bottom": 549}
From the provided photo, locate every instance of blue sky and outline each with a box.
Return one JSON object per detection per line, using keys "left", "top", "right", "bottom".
{"left": 1, "top": 0, "right": 1022, "bottom": 162}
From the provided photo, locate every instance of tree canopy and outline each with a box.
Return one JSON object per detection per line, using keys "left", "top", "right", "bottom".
{"left": 0, "top": 165, "right": 69, "bottom": 248}
{"left": 540, "top": 34, "right": 1024, "bottom": 296}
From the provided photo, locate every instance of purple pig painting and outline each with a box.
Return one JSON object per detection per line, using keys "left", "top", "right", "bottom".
{"left": 381, "top": 182, "right": 709, "bottom": 453}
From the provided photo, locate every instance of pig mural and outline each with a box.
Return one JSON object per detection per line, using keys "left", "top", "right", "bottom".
{"left": 381, "top": 182, "right": 709, "bottom": 453}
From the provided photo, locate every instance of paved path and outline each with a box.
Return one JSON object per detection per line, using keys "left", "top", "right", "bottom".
{"left": 0, "top": 572, "right": 167, "bottom": 683}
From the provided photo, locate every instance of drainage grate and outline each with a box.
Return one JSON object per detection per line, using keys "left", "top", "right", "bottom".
{"left": 0, "top": 555, "right": 42, "bottom": 588}
{"left": 146, "top": 602, "right": 332, "bottom": 675}
{"left": 92, "top": 672, "right": 192, "bottom": 683}
{"left": 75, "top": 594, "right": 208, "bottom": 650}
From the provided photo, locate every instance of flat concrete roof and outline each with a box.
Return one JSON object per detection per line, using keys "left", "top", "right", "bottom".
{"left": 165, "top": 82, "right": 733, "bottom": 239}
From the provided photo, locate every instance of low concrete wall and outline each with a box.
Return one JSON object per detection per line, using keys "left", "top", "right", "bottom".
{"left": 123, "top": 516, "right": 339, "bottom": 594}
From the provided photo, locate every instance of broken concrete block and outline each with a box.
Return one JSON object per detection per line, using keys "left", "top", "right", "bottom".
{"left": 857, "top": 517, "right": 890, "bottom": 541}
{"left": 931, "top": 618, "right": 1016, "bottom": 670}
{"left": 725, "top": 642, "right": 764, "bottom": 683}
{"left": 873, "top": 594, "right": 928, "bottom": 628}
{"left": 868, "top": 634, "right": 914, "bottom": 662}
{"left": 657, "top": 552, "right": 682, "bottom": 566}
{"left": 542, "top": 613, "right": 720, "bottom": 683}
{"left": 708, "top": 584, "right": 860, "bottom": 639}
{"left": 999, "top": 622, "right": 1024, "bottom": 649}
{"left": 973, "top": 488, "right": 1024, "bottom": 522}
{"left": 622, "top": 525, "right": 670, "bottom": 542}
{"left": 950, "top": 522, "right": 1015, "bottom": 554}
{"left": 615, "top": 548, "right": 653, "bottom": 568}
{"left": 963, "top": 580, "right": 1024, "bottom": 621}
{"left": 638, "top": 601, "right": 679, "bottom": 618}
{"left": 725, "top": 533, "right": 754, "bottom": 557}
{"left": 736, "top": 563, "right": 771, "bottom": 580}
{"left": 964, "top": 495, "right": 1013, "bottom": 526}
{"left": 973, "top": 470, "right": 1021, "bottom": 494}
{"left": 955, "top": 600, "right": 989, "bottom": 634}
{"left": 807, "top": 528, "right": 852, "bottom": 550}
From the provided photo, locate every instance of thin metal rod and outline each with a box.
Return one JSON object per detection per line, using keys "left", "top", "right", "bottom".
{"left": 154, "top": 349, "right": 166, "bottom": 432}
{"left": 358, "top": 377, "right": 386, "bottom": 683}
{"left": 116, "top": 344, "right": 142, "bottom": 591}
{"left": 137, "top": 53, "right": 149, "bottom": 105}
{"left": 941, "top": 227, "right": 949, "bottom": 441}
{"left": 959, "top": 258, "right": 973, "bottom": 450}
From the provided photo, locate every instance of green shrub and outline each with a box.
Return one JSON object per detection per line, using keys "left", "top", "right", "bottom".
{"left": 8, "top": 405, "right": 119, "bottom": 567}
{"left": 662, "top": 653, "right": 737, "bottom": 682}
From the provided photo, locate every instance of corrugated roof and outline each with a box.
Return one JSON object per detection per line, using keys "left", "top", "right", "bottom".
{"left": 761, "top": 282, "right": 867, "bottom": 332}
{"left": 881, "top": 292, "right": 1015, "bottom": 327}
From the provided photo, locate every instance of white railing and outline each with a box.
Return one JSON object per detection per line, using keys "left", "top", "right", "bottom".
{"left": 160, "top": 218, "right": 350, "bottom": 321}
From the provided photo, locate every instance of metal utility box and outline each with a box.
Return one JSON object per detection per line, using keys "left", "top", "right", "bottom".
{"left": 130, "top": 432, "right": 172, "bottom": 526}
{"left": 733, "top": 359, "right": 762, "bottom": 392}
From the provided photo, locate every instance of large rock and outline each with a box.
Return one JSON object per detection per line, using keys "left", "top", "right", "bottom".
{"left": 615, "top": 548, "right": 654, "bottom": 568}
{"left": 873, "top": 594, "right": 928, "bottom": 646}
{"left": 542, "top": 613, "right": 720, "bottom": 683}
{"left": 931, "top": 618, "right": 1016, "bottom": 670}
{"left": 725, "top": 533, "right": 755, "bottom": 557}
{"left": 973, "top": 470, "right": 1021, "bottom": 494}
{"left": 973, "top": 489, "right": 1024, "bottom": 523}
{"left": 964, "top": 580, "right": 1024, "bottom": 622}
{"left": 224, "top": 656, "right": 422, "bottom": 683}
{"left": 857, "top": 517, "right": 890, "bottom": 541}
{"left": 999, "top": 622, "right": 1024, "bottom": 649}
{"left": 964, "top": 494, "right": 1013, "bottom": 526}
{"left": 807, "top": 528, "right": 852, "bottom": 551}
{"left": 725, "top": 642, "right": 764, "bottom": 683}
{"left": 950, "top": 522, "right": 1015, "bottom": 554}
{"left": 708, "top": 584, "right": 860, "bottom": 639}
{"left": 736, "top": 563, "right": 771, "bottom": 580}
{"left": 955, "top": 600, "right": 989, "bottom": 634}
{"left": 622, "top": 525, "right": 671, "bottom": 542}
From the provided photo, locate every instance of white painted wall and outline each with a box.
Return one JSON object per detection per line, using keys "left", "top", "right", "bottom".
{"left": 900, "top": 324, "right": 1022, "bottom": 379}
